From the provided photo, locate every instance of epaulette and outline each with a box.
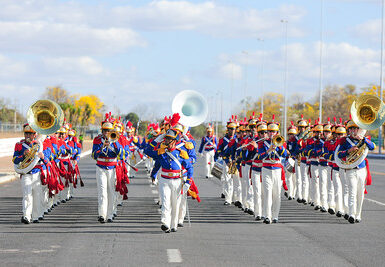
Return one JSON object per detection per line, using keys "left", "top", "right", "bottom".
{"left": 184, "top": 141, "right": 194, "bottom": 150}
{"left": 93, "top": 135, "right": 103, "bottom": 145}
{"left": 133, "top": 136, "right": 138, "bottom": 143}
{"left": 178, "top": 149, "right": 189, "bottom": 159}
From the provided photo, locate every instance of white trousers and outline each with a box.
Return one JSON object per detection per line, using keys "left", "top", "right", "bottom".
{"left": 309, "top": 164, "right": 320, "bottom": 206}
{"left": 241, "top": 165, "right": 254, "bottom": 210}
{"left": 262, "top": 168, "right": 282, "bottom": 220}
{"left": 233, "top": 172, "right": 242, "bottom": 203}
{"left": 286, "top": 170, "right": 296, "bottom": 198}
{"left": 319, "top": 165, "right": 329, "bottom": 209}
{"left": 178, "top": 191, "right": 187, "bottom": 225}
{"left": 332, "top": 169, "right": 344, "bottom": 213}
{"left": 300, "top": 162, "right": 309, "bottom": 202}
{"left": 339, "top": 169, "right": 349, "bottom": 214}
{"left": 159, "top": 177, "right": 182, "bottom": 229}
{"left": 203, "top": 150, "right": 215, "bottom": 177}
{"left": 96, "top": 166, "right": 116, "bottom": 220}
{"left": 327, "top": 167, "right": 335, "bottom": 210}
{"left": 251, "top": 170, "right": 262, "bottom": 217}
{"left": 346, "top": 168, "right": 367, "bottom": 220}
{"left": 222, "top": 165, "right": 233, "bottom": 203}
{"left": 295, "top": 161, "right": 302, "bottom": 200}
{"left": 21, "top": 172, "right": 42, "bottom": 221}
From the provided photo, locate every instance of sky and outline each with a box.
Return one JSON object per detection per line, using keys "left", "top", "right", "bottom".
{"left": 0, "top": 0, "right": 383, "bottom": 123}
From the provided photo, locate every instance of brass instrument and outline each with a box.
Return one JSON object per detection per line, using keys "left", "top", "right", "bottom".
{"left": 106, "top": 130, "right": 120, "bottom": 142}
{"left": 228, "top": 159, "right": 238, "bottom": 175}
{"left": 336, "top": 94, "right": 385, "bottom": 169}
{"left": 268, "top": 135, "right": 285, "bottom": 160}
{"left": 15, "top": 99, "right": 64, "bottom": 174}
{"left": 272, "top": 135, "right": 285, "bottom": 147}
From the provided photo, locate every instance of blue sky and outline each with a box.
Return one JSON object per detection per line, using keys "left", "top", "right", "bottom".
{"left": 0, "top": 0, "right": 383, "bottom": 123}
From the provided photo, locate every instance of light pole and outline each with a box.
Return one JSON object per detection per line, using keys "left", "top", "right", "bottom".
{"left": 281, "top": 19, "right": 288, "bottom": 139}
{"left": 228, "top": 59, "right": 234, "bottom": 116}
{"left": 319, "top": 0, "right": 324, "bottom": 123}
{"left": 242, "top": 50, "right": 249, "bottom": 118}
{"left": 379, "top": 0, "right": 385, "bottom": 153}
{"left": 258, "top": 38, "right": 265, "bottom": 115}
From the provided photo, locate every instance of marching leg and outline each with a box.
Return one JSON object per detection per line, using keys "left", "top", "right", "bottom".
{"left": 21, "top": 174, "right": 33, "bottom": 223}
{"left": 96, "top": 166, "right": 108, "bottom": 222}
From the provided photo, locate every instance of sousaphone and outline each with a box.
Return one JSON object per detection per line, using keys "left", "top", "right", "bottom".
{"left": 14, "top": 99, "right": 64, "bottom": 174}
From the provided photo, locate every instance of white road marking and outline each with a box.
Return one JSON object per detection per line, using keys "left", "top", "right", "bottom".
{"left": 366, "top": 198, "right": 385, "bottom": 207}
{"left": 150, "top": 184, "right": 155, "bottom": 188}
{"left": 31, "top": 249, "right": 55, "bottom": 254}
{"left": 167, "top": 249, "right": 182, "bottom": 263}
{"left": 80, "top": 150, "right": 92, "bottom": 158}
{"left": 0, "top": 249, "right": 20, "bottom": 253}
{"left": 158, "top": 209, "right": 162, "bottom": 214}
{"left": 154, "top": 199, "right": 158, "bottom": 203}
{"left": 50, "top": 245, "right": 61, "bottom": 248}
{"left": 152, "top": 190, "right": 158, "bottom": 194}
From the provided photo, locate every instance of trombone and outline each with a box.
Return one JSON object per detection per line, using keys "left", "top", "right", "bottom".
{"left": 268, "top": 134, "right": 285, "bottom": 160}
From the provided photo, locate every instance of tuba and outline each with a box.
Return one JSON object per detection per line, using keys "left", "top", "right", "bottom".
{"left": 272, "top": 135, "right": 285, "bottom": 147}
{"left": 172, "top": 90, "right": 208, "bottom": 127}
{"left": 14, "top": 100, "right": 64, "bottom": 174}
{"left": 335, "top": 94, "right": 385, "bottom": 169}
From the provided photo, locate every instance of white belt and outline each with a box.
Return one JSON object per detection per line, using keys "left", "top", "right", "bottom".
{"left": 161, "top": 171, "right": 181, "bottom": 178}
{"left": 97, "top": 158, "right": 117, "bottom": 162}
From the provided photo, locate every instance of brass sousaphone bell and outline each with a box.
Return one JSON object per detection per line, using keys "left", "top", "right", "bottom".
{"left": 14, "top": 99, "right": 64, "bottom": 174}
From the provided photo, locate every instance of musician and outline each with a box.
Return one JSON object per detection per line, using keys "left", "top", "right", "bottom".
{"left": 144, "top": 129, "right": 193, "bottom": 233}
{"left": 296, "top": 117, "right": 309, "bottom": 204}
{"left": 214, "top": 121, "right": 237, "bottom": 205}
{"left": 329, "top": 124, "right": 347, "bottom": 217}
{"left": 227, "top": 121, "right": 246, "bottom": 210}
{"left": 337, "top": 120, "right": 375, "bottom": 223}
{"left": 242, "top": 119, "right": 255, "bottom": 215}
{"left": 316, "top": 121, "right": 332, "bottom": 212}
{"left": 286, "top": 123, "right": 299, "bottom": 200}
{"left": 13, "top": 123, "right": 50, "bottom": 224}
{"left": 57, "top": 126, "right": 75, "bottom": 203}
{"left": 92, "top": 114, "right": 123, "bottom": 223}
{"left": 198, "top": 125, "right": 217, "bottom": 179}
{"left": 247, "top": 121, "right": 268, "bottom": 221}
{"left": 125, "top": 121, "right": 142, "bottom": 178}
{"left": 258, "top": 118, "right": 288, "bottom": 224}
{"left": 323, "top": 123, "right": 337, "bottom": 215}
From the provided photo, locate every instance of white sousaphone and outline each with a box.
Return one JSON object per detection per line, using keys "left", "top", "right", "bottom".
{"left": 14, "top": 99, "right": 64, "bottom": 174}
{"left": 335, "top": 94, "right": 385, "bottom": 169}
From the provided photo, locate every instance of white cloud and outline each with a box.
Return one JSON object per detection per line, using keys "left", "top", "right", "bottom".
{"left": 219, "top": 62, "right": 243, "bottom": 80}
{"left": 0, "top": 55, "right": 27, "bottom": 77}
{"left": 42, "top": 57, "right": 105, "bottom": 76}
{"left": 111, "top": 1, "right": 306, "bottom": 38}
{"left": 351, "top": 18, "right": 381, "bottom": 43}
{"left": 0, "top": 21, "right": 146, "bottom": 56}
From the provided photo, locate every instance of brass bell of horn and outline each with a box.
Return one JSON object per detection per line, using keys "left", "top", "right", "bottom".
{"left": 26, "top": 99, "right": 64, "bottom": 135}
{"left": 172, "top": 90, "right": 208, "bottom": 127}
{"left": 351, "top": 94, "right": 385, "bottom": 131}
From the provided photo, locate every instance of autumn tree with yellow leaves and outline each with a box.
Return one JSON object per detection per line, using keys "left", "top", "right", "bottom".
{"left": 43, "top": 86, "right": 104, "bottom": 126}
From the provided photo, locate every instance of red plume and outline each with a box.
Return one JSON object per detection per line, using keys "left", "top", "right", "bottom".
{"left": 259, "top": 113, "right": 263, "bottom": 121}
{"left": 170, "top": 113, "right": 180, "bottom": 127}
{"left": 252, "top": 111, "right": 255, "bottom": 117}
{"left": 349, "top": 114, "right": 352, "bottom": 120}
{"left": 126, "top": 121, "right": 132, "bottom": 128}
{"left": 231, "top": 115, "right": 234, "bottom": 120}
{"left": 291, "top": 121, "right": 294, "bottom": 126}
{"left": 154, "top": 124, "right": 159, "bottom": 131}
{"left": 235, "top": 115, "right": 238, "bottom": 121}
{"left": 272, "top": 114, "right": 275, "bottom": 122}
{"left": 339, "top": 118, "right": 343, "bottom": 124}
{"left": 301, "top": 114, "right": 304, "bottom": 120}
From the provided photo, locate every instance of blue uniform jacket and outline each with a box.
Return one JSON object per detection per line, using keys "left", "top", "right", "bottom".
{"left": 337, "top": 136, "right": 375, "bottom": 169}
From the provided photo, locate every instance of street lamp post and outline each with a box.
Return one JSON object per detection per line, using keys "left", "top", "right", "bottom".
{"left": 258, "top": 38, "right": 265, "bottom": 115}
{"left": 242, "top": 50, "right": 249, "bottom": 118}
{"left": 319, "top": 0, "right": 324, "bottom": 123}
{"left": 281, "top": 19, "right": 288, "bottom": 139}
{"left": 379, "top": 0, "right": 384, "bottom": 154}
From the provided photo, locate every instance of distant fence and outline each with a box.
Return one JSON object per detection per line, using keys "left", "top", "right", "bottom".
{"left": 0, "top": 123, "right": 100, "bottom": 138}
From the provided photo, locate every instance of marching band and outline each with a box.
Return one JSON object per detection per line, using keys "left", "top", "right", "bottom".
{"left": 11, "top": 92, "right": 382, "bottom": 230}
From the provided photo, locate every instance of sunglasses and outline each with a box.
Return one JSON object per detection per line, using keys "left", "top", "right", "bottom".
{"left": 259, "top": 131, "right": 267, "bottom": 134}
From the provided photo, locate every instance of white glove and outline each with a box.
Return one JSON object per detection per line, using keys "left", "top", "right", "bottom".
{"left": 183, "top": 183, "right": 191, "bottom": 195}
{"left": 154, "top": 133, "right": 165, "bottom": 143}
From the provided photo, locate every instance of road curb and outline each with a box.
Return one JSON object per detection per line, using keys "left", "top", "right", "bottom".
{"left": 0, "top": 150, "right": 92, "bottom": 185}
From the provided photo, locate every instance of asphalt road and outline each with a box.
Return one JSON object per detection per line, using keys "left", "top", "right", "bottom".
{"left": 1, "top": 156, "right": 385, "bottom": 266}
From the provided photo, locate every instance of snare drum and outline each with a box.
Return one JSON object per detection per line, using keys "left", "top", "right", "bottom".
{"left": 211, "top": 161, "right": 224, "bottom": 179}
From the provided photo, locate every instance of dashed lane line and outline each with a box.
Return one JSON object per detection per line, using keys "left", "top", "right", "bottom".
{"left": 167, "top": 249, "right": 183, "bottom": 263}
